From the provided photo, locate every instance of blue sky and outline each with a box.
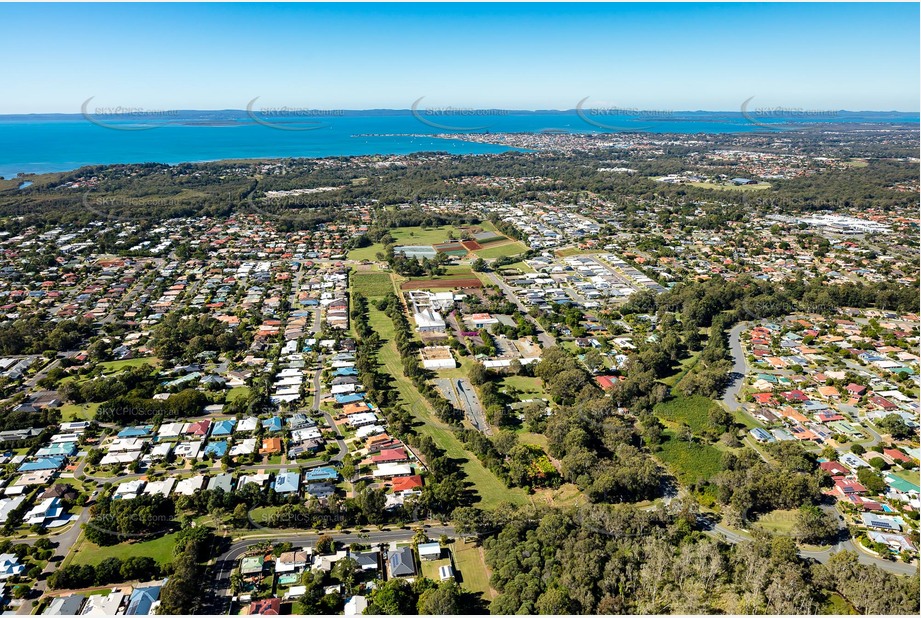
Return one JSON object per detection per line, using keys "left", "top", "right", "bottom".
{"left": 2, "top": 2, "right": 918, "bottom": 113}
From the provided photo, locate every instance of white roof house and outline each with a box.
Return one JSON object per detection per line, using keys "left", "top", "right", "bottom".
{"left": 143, "top": 478, "right": 175, "bottom": 498}
{"left": 372, "top": 463, "right": 413, "bottom": 478}
{"left": 157, "top": 422, "right": 185, "bottom": 439}
{"left": 174, "top": 476, "right": 205, "bottom": 496}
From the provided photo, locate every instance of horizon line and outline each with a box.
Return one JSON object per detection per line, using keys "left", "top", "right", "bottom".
{"left": 1, "top": 108, "right": 920, "bottom": 116}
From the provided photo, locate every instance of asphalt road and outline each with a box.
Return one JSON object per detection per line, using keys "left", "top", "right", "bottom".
{"left": 455, "top": 378, "right": 491, "bottom": 436}
{"left": 721, "top": 321, "right": 750, "bottom": 412}
{"left": 483, "top": 271, "right": 556, "bottom": 348}
{"left": 699, "top": 507, "right": 917, "bottom": 576}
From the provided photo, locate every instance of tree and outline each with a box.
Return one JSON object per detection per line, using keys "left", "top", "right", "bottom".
{"left": 793, "top": 505, "right": 838, "bottom": 545}
{"left": 331, "top": 557, "right": 359, "bottom": 594}
{"left": 856, "top": 468, "right": 887, "bottom": 494}
{"left": 315, "top": 534, "right": 335, "bottom": 554}
{"left": 417, "top": 581, "right": 464, "bottom": 614}
{"left": 469, "top": 362, "right": 488, "bottom": 386}
{"left": 583, "top": 348, "right": 603, "bottom": 373}
{"left": 368, "top": 578, "right": 417, "bottom": 614}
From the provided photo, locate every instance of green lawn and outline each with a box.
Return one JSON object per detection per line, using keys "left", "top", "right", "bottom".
{"left": 369, "top": 305, "right": 527, "bottom": 508}
{"left": 474, "top": 241, "right": 529, "bottom": 259}
{"left": 655, "top": 430, "right": 723, "bottom": 486}
{"left": 72, "top": 532, "right": 179, "bottom": 566}
{"left": 555, "top": 247, "right": 593, "bottom": 257}
{"left": 347, "top": 243, "right": 384, "bottom": 262}
{"left": 500, "top": 375, "right": 544, "bottom": 398}
{"left": 227, "top": 386, "right": 251, "bottom": 402}
{"left": 60, "top": 402, "right": 100, "bottom": 421}
{"left": 501, "top": 261, "right": 535, "bottom": 273}
{"left": 660, "top": 353, "right": 700, "bottom": 389}
{"left": 351, "top": 272, "right": 395, "bottom": 298}
{"left": 754, "top": 509, "right": 798, "bottom": 535}
{"left": 515, "top": 431, "right": 549, "bottom": 450}
{"left": 98, "top": 357, "right": 159, "bottom": 374}
{"left": 420, "top": 556, "right": 452, "bottom": 581}
{"left": 452, "top": 539, "right": 495, "bottom": 600}
{"left": 654, "top": 395, "right": 721, "bottom": 435}
{"left": 390, "top": 225, "right": 472, "bottom": 246}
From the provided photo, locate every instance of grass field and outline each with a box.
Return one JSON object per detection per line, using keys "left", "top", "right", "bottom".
{"left": 555, "top": 247, "right": 593, "bottom": 257}
{"left": 688, "top": 181, "right": 771, "bottom": 192}
{"left": 501, "top": 261, "right": 535, "bottom": 273}
{"left": 660, "top": 354, "right": 700, "bottom": 389}
{"left": 98, "top": 357, "right": 159, "bottom": 374}
{"left": 500, "top": 375, "right": 544, "bottom": 398}
{"left": 72, "top": 532, "right": 179, "bottom": 566}
{"left": 754, "top": 509, "right": 798, "bottom": 535}
{"left": 347, "top": 243, "right": 384, "bottom": 262}
{"left": 369, "top": 305, "right": 527, "bottom": 508}
{"left": 654, "top": 395, "right": 722, "bottom": 435}
{"left": 474, "top": 241, "right": 529, "bottom": 259}
{"left": 515, "top": 431, "right": 549, "bottom": 450}
{"left": 420, "top": 556, "right": 453, "bottom": 581}
{"left": 350, "top": 272, "right": 394, "bottom": 298}
{"left": 655, "top": 429, "right": 723, "bottom": 486}
{"left": 453, "top": 538, "right": 495, "bottom": 600}
{"left": 60, "top": 402, "right": 100, "bottom": 421}
{"left": 226, "top": 386, "right": 251, "bottom": 402}
{"left": 825, "top": 593, "right": 857, "bottom": 615}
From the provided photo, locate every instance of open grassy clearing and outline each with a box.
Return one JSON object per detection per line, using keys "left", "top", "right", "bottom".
{"left": 659, "top": 353, "right": 700, "bottom": 389}
{"left": 754, "top": 509, "right": 798, "bottom": 535}
{"left": 654, "top": 394, "right": 722, "bottom": 435}
{"left": 369, "top": 305, "right": 527, "bottom": 508}
{"left": 654, "top": 429, "right": 723, "bottom": 486}
{"left": 452, "top": 538, "right": 496, "bottom": 600}
{"left": 350, "top": 271, "right": 394, "bottom": 298}
{"left": 60, "top": 402, "right": 100, "bottom": 421}
{"left": 347, "top": 243, "right": 384, "bottom": 262}
{"left": 515, "top": 431, "right": 549, "bottom": 450}
{"left": 555, "top": 247, "right": 594, "bottom": 257}
{"left": 501, "top": 261, "right": 535, "bottom": 273}
{"left": 499, "top": 375, "right": 544, "bottom": 398}
{"left": 71, "top": 531, "right": 179, "bottom": 566}
{"left": 474, "top": 241, "right": 529, "bottom": 259}
{"left": 98, "top": 357, "right": 159, "bottom": 374}
{"left": 226, "top": 386, "right": 251, "bottom": 402}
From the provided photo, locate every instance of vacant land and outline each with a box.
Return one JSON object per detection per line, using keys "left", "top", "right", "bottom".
{"left": 72, "top": 532, "right": 179, "bottom": 567}
{"left": 347, "top": 243, "right": 384, "bottom": 262}
{"left": 351, "top": 271, "right": 394, "bottom": 297}
{"left": 655, "top": 430, "right": 723, "bottom": 486}
{"left": 401, "top": 277, "right": 482, "bottom": 290}
{"left": 474, "top": 240, "right": 528, "bottom": 259}
{"left": 60, "top": 402, "right": 100, "bottom": 421}
{"left": 754, "top": 509, "right": 798, "bottom": 535}
{"left": 500, "top": 375, "right": 544, "bottom": 399}
{"left": 654, "top": 395, "right": 721, "bottom": 434}
{"left": 98, "top": 357, "right": 159, "bottom": 374}
{"left": 453, "top": 538, "right": 496, "bottom": 600}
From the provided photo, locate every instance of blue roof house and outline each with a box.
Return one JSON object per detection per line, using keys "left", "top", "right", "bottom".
{"left": 274, "top": 471, "right": 301, "bottom": 494}
{"left": 210, "top": 419, "right": 237, "bottom": 437}
{"left": 304, "top": 466, "right": 339, "bottom": 483}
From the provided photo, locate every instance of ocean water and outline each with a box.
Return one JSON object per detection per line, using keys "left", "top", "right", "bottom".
{"left": 0, "top": 110, "right": 917, "bottom": 179}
